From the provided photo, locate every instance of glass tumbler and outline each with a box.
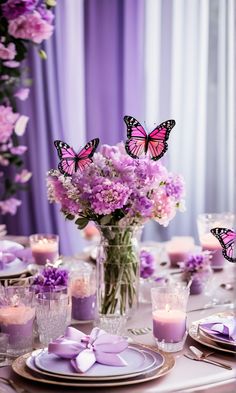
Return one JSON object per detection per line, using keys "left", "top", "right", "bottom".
{"left": 0, "top": 286, "right": 35, "bottom": 355}
{"left": 35, "top": 290, "right": 69, "bottom": 346}
{"left": 151, "top": 284, "right": 189, "bottom": 352}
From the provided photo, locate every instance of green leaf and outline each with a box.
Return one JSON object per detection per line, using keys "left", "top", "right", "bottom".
{"left": 38, "top": 49, "right": 47, "bottom": 60}
{"left": 46, "top": 0, "right": 57, "bottom": 6}
{"left": 66, "top": 214, "right": 75, "bottom": 221}
{"left": 100, "top": 215, "right": 112, "bottom": 225}
{"left": 75, "top": 217, "right": 89, "bottom": 229}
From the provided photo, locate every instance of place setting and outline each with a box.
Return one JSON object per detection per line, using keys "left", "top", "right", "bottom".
{"left": 11, "top": 327, "right": 175, "bottom": 388}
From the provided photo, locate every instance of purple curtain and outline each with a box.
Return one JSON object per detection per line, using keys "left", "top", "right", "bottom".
{"left": 1, "top": 0, "right": 145, "bottom": 255}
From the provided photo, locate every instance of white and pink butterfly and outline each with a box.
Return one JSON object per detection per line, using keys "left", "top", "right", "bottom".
{"left": 124, "top": 116, "right": 175, "bottom": 161}
{"left": 210, "top": 228, "right": 236, "bottom": 263}
{"left": 54, "top": 138, "right": 99, "bottom": 176}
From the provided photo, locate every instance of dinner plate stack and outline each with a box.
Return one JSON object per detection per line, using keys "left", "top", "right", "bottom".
{"left": 12, "top": 344, "right": 175, "bottom": 388}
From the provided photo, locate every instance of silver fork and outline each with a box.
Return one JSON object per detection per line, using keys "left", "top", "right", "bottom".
{"left": 184, "top": 347, "right": 232, "bottom": 370}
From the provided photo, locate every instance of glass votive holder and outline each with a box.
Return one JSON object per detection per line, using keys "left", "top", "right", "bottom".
{"left": 97, "top": 314, "right": 127, "bottom": 336}
{"left": 35, "top": 290, "right": 69, "bottom": 346}
{"left": 29, "top": 233, "right": 59, "bottom": 266}
{"left": 0, "top": 332, "right": 9, "bottom": 364}
{"left": 166, "top": 236, "right": 195, "bottom": 268}
{"left": 0, "top": 286, "right": 35, "bottom": 355}
{"left": 70, "top": 262, "right": 97, "bottom": 322}
{"left": 151, "top": 284, "right": 189, "bottom": 352}
{"left": 197, "top": 213, "right": 235, "bottom": 270}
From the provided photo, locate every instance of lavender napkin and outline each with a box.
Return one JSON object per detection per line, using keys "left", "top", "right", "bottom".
{"left": 200, "top": 317, "right": 236, "bottom": 343}
{"left": 48, "top": 326, "right": 129, "bottom": 373}
{"left": 0, "top": 247, "right": 33, "bottom": 269}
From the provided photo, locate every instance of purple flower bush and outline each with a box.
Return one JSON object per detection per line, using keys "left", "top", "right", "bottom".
{"left": 0, "top": 0, "right": 56, "bottom": 216}
{"left": 48, "top": 142, "right": 185, "bottom": 316}
{"left": 47, "top": 143, "right": 185, "bottom": 228}
{"left": 179, "top": 252, "right": 212, "bottom": 274}
{"left": 32, "top": 266, "right": 69, "bottom": 293}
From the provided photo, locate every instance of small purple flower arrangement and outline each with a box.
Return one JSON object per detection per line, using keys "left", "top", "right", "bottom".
{"left": 179, "top": 252, "right": 212, "bottom": 295}
{"left": 32, "top": 266, "right": 69, "bottom": 293}
{"left": 140, "top": 250, "right": 155, "bottom": 279}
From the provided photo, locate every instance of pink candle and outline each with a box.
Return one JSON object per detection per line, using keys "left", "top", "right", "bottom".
{"left": 200, "top": 233, "right": 224, "bottom": 269}
{"left": 152, "top": 308, "right": 186, "bottom": 342}
{"left": 31, "top": 238, "right": 58, "bottom": 265}
{"left": 166, "top": 237, "right": 195, "bottom": 267}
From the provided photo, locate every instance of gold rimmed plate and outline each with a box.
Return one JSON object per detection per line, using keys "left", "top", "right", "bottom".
{"left": 188, "top": 311, "right": 236, "bottom": 355}
{"left": 12, "top": 346, "right": 175, "bottom": 388}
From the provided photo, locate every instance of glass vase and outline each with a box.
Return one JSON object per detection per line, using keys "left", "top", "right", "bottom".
{"left": 96, "top": 225, "right": 142, "bottom": 318}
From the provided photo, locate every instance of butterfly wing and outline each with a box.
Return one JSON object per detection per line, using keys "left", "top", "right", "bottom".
{"left": 147, "top": 120, "right": 175, "bottom": 161}
{"left": 54, "top": 140, "right": 78, "bottom": 175}
{"left": 76, "top": 138, "right": 100, "bottom": 171}
{"left": 210, "top": 227, "right": 236, "bottom": 263}
{"left": 124, "top": 116, "right": 147, "bottom": 159}
{"left": 54, "top": 138, "right": 99, "bottom": 176}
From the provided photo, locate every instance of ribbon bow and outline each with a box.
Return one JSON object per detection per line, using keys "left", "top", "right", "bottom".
{"left": 48, "top": 326, "right": 129, "bottom": 373}
{"left": 0, "top": 247, "right": 32, "bottom": 270}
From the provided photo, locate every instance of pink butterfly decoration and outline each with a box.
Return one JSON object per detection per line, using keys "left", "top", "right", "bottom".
{"left": 210, "top": 227, "right": 236, "bottom": 263}
{"left": 54, "top": 138, "right": 99, "bottom": 176}
{"left": 124, "top": 116, "right": 175, "bottom": 161}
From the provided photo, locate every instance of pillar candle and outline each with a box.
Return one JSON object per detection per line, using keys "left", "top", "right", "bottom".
{"left": 152, "top": 307, "right": 186, "bottom": 343}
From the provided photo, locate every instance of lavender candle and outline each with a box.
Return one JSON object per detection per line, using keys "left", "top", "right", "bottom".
{"left": 166, "top": 237, "right": 195, "bottom": 268}
{"left": 201, "top": 234, "right": 224, "bottom": 269}
{"left": 151, "top": 284, "right": 189, "bottom": 352}
{"left": 0, "top": 305, "right": 35, "bottom": 355}
{"left": 153, "top": 309, "right": 186, "bottom": 342}
{"left": 30, "top": 234, "right": 59, "bottom": 265}
{"left": 70, "top": 267, "right": 96, "bottom": 322}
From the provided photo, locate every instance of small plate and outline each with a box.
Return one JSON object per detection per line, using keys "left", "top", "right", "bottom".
{"left": 12, "top": 348, "right": 175, "bottom": 388}
{"left": 27, "top": 347, "right": 162, "bottom": 381}
{"left": 188, "top": 311, "right": 236, "bottom": 355}
{"left": 33, "top": 346, "right": 161, "bottom": 378}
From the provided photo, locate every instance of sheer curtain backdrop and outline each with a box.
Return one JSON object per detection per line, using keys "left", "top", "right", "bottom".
{"left": 1, "top": 0, "right": 235, "bottom": 254}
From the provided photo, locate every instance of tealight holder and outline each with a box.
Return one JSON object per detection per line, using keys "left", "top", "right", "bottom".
{"left": 151, "top": 284, "right": 189, "bottom": 352}
{"left": 29, "top": 233, "right": 59, "bottom": 265}
{"left": 70, "top": 262, "right": 97, "bottom": 322}
{"left": 197, "top": 213, "right": 235, "bottom": 270}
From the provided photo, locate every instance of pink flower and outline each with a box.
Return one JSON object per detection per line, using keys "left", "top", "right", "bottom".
{"left": 8, "top": 11, "right": 54, "bottom": 44}
{"left": 0, "top": 105, "right": 19, "bottom": 143}
{"left": 14, "top": 115, "right": 29, "bottom": 136}
{"left": 0, "top": 198, "right": 21, "bottom": 215}
{"left": 0, "top": 41, "right": 16, "bottom": 60}
{"left": 10, "top": 145, "right": 28, "bottom": 155}
{"left": 0, "top": 156, "right": 9, "bottom": 166}
{"left": 15, "top": 169, "right": 32, "bottom": 183}
{"left": 14, "top": 88, "right": 30, "bottom": 101}
{"left": 3, "top": 60, "right": 20, "bottom": 68}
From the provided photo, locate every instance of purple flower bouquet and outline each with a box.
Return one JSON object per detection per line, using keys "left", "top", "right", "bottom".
{"left": 47, "top": 143, "right": 185, "bottom": 315}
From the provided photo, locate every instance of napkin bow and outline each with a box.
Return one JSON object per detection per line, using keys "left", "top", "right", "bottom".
{"left": 200, "top": 318, "right": 236, "bottom": 341}
{"left": 48, "top": 326, "right": 129, "bottom": 373}
{"left": 0, "top": 247, "right": 32, "bottom": 269}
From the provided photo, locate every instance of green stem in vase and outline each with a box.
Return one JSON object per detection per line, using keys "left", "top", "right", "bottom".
{"left": 98, "top": 226, "right": 140, "bottom": 316}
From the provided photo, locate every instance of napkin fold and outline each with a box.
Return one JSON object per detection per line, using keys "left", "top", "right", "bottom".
{"left": 48, "top": 326, "right": 129, "bottom": 373}
{"left": 200, "top": 317, "right": 236, "bottom": 342}
{"left": 0, "top": 247, "right": 32, "bottom": 269}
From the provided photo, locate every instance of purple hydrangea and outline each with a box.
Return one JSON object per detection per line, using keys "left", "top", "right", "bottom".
{"left": 32, "top": 266, "right": 69, "bottom": 292}
{"left": 140, "top": 250, "right": 155, "bottom": 279}
{"left": 165, "top": 174, "right": 185, "bottom": 200}
{"left": 180, "top": 252, "right": 211, "bottom": 274}
{"left": 2, "top": 0, "right": 38, "bottom": 20}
